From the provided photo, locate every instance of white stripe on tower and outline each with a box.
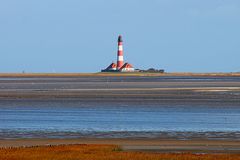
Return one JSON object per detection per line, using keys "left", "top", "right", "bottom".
{"left": 118, "top": 56, "right": 123, "bottom": 61}
{"left": 117, "top": 35, "right": 124, "bottom": 70}
{"left": 118, "top": 45, "right": 123, "bottom": 51}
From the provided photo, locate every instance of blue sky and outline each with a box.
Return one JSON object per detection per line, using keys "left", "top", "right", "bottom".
{"left": 0, "top": 0, "right": 239, "bottom": 73}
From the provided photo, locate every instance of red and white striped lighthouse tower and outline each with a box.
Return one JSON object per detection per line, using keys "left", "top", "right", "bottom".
{"left": 117, "top": 35, "right": 124, "bottom": 70}
{"left": 102, "top": 35, "right": 135, "bottom": 72}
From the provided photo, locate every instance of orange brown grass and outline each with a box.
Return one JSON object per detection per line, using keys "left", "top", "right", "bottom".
{"left": 1, "top": 144, "right": 240, "bottom": 160}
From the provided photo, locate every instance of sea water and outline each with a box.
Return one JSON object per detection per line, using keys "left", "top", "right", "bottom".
{"left": 0, "top": 100, "right": 240, "bottom": 139}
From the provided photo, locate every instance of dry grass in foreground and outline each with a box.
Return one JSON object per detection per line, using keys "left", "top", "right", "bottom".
{"left": 1, "top": 144, "right": 240, "bottom": 160}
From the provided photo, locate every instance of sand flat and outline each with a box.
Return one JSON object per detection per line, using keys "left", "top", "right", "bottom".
{"left": 0, "top": 75, "right": 239, "bottom": 105}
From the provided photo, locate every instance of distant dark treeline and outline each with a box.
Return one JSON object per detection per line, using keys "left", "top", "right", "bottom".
{"left": 137, "top": 68, "right": 165, "bottom": 73}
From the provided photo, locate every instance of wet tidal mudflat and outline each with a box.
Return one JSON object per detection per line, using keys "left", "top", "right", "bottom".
{"left": 0, "top": 75, "right": 240, "bottom": 140}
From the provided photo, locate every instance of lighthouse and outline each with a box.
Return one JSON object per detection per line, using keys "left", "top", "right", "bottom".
{"left": 102, "top": 35, "right": 135, "bottom": 72}
{"left": 117, "top": 35, "right": 124, "bottom": 70}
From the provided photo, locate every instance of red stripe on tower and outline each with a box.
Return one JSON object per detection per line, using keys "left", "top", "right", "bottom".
{"left": 117, "top": 35, "right": 124, "bottom": 70}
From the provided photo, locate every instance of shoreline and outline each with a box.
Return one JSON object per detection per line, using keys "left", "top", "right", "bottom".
{"left": 1, "top": 138, "right": 240, "bottom": 153}
{"left": 1, "top": 131, "right": 240, "bottom": 140}
{"left": 0, "top": 72, "right": 240, "bottom": 78}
